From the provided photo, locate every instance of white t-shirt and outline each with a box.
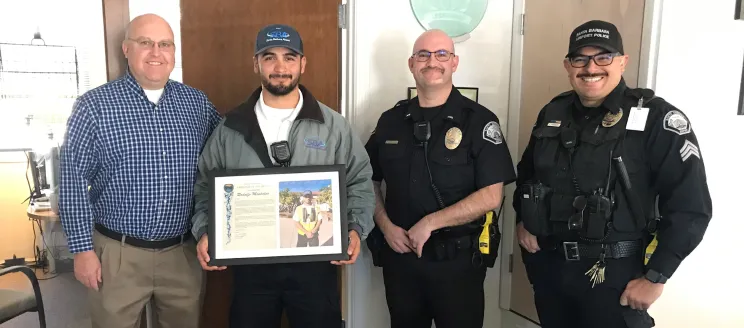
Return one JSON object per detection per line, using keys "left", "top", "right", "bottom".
{"left": 143, "top": 88, "right": 164, "bottom": 104}
{"left": 255, "top": 91, "right": 303, "bottom": 164}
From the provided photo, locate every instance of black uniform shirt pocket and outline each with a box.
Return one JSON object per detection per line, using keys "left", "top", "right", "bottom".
{"left": 381, "top": 143, "right": 407, "bottom": 159}
{"left": 531, "top": 126, "right": 562, "bottom": 172}
{"left": 379, "top": 143, "right": 408, "bottom": 179}
{"left": 430, "top": 146, "right": 473, "bottom": 190}
{"left": 575, "top": 123, "right": 624, "bottom": 177}
{"left": 548, "top": 193, "right": 574, "bottom": 223}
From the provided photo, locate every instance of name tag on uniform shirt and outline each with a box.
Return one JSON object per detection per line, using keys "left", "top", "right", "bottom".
{"left": 626, "top": 106, "right": 649, "bottom": 131}
{"left": 385, "top": 140, "right": 399, "bottom": 144}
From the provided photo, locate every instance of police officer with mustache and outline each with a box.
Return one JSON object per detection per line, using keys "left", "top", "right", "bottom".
{"left": 514, "top": 20, "right": 712, "bottom": 328}
{"left": 365, "top": 29, "right": 516, "bottom": 328}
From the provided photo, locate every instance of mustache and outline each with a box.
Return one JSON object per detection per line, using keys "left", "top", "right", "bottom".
{"left": 269, "top": 74, "right": 293, "bottom": 79}
{"left": 577, "top": 72, "right": 607, "bottom": 78}
{"left": 421, "top": 67, "right": 444, "bottom": 74}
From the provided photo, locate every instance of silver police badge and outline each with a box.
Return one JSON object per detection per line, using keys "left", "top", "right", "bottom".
{"left": 663, "top": 110, "right": 691, "bottom": 135}
{"left": 483, "top": 121, "right": 503, "bottom": 145}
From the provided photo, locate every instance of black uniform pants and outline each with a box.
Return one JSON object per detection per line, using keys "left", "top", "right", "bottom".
{"left": 229, "top": 262, "right": 342, "bottom": 328}
{"left": 296, "top": 233, "right": 319, "bottom": 247}
{"left": 381, "top": 247, "right": 487, "bottom": 328}
{"left": 521, "top": 246, "right": 656, "bottom": 328}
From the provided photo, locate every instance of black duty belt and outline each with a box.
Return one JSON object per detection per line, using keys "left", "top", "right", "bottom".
{"left": 422, "top": 233, "right": 478, "bottom": 261}
{"left": 560, "top": 240, "right": 642, "bottom": 261}
{"left": 95, "top": 223, "right": 190, "bottom": 249}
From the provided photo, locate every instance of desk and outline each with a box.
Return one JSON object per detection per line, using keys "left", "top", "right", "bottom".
{"left": 25, "top": 207, "right": 71, "bottom": 273}
{"left": 26, "top": 207, "right": 59, "bottom": 222}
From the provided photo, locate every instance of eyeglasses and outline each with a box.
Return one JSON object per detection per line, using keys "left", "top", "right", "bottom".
{"left": 128, "top": 38, "right": 175, "bottom": 51}
{"left": 411, "top": 49, "right": 454, "bottom": 62}
{"left": 567, "top": 52, "right": 621, "bottom": 68}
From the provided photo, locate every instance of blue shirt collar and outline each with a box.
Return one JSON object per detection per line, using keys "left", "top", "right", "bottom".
{"left": 123, "top": 67, "right": 175, "bottom": 97}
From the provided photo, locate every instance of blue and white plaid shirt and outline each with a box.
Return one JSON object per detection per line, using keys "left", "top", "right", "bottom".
{"left": 59, "top": 71, "right": 222, "bottom": 254}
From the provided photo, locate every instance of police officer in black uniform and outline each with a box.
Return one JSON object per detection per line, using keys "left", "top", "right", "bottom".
{"left": 514, "top": 20, "right": 713, "bottom": 328}
{"left": 364, "top": 29, "right": 516, "bottom": 328}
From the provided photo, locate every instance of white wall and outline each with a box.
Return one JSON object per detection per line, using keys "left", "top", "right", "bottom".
{"left": 346, "top": 1, "right": 514, "bottom": 327}
{"left": 644, "top": 0, "right": 744, "bottom": 327}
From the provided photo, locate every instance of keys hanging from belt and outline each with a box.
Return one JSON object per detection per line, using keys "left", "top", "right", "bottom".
{"left": 585, "top": 245, "right": 607, "bottom": 288}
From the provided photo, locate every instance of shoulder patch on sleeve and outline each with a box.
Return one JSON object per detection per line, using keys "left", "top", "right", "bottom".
{"left": 663, "top": 110, "right": 691, "bottom": 135}
{"left": 483, "top": 121, "right": 503, "bottom": 145}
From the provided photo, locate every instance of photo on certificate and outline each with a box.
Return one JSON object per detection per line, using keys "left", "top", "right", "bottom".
{"left": 279, "top": 180, "right": 334, "bottom": 249}
{"left": 207, "top": 164, "right": 349, "bottom": 266}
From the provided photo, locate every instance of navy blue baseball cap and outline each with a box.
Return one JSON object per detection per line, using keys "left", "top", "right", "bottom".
{"left": 255, "top": 24, "right": 304, "bottom": 56}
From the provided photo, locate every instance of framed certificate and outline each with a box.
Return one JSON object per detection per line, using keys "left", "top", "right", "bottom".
{"left": 207, "top": 164, "right": 349, "bottom": 266}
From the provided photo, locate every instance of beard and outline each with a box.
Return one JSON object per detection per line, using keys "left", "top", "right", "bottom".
{"left": 262, "top": 73, "right": 300, "bottom": 96}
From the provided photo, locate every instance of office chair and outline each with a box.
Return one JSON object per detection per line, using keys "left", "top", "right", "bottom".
{"left": 0, "top": 265, "right": 46, "bottom": 327}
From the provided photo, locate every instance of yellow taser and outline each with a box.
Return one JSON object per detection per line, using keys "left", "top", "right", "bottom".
{"left": 644, "top": 234, "right": 658, "bottom": 265}
{"left": 479, "top": 211, "right": 494, "bottom": 254}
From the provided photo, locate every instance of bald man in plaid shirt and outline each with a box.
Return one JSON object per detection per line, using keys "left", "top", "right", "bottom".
{"left": 58, "top": 14, "right": 221, "bottom": 328}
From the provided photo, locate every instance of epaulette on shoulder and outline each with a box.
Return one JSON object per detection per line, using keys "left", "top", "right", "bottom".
{"left": 625, "top": 87, "right": 656, "bottom": 104}
{"left": 393, "top": 99, "right": 410, "bottom": 108}
{"left": 550, "top": 90, "right": 574, "bottom": 102}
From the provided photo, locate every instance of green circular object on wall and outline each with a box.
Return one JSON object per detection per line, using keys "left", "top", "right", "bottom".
{"left": 410, "top": 0, "right": 489, "bottom": 38}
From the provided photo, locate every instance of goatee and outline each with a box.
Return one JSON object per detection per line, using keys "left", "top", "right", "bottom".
{"left": 263, "top": 74, "right": 300, "bottom": 96}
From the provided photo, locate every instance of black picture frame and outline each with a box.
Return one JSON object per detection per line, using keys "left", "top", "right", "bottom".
{"left": 739, "top": 55, "right": 744, "bottom": 115}
{"left": 737, "top": 0, "right": 744, "bottom": 114}
{"left": 207, "top": 164, "right": 349, "bottom": 266}
{"left": 408, "top": 86, "right": 479, "bottom": 103}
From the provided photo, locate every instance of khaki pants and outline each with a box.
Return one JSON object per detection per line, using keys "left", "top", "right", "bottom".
{"left": 89, "top": 230, "right": 204, "bottom": 328}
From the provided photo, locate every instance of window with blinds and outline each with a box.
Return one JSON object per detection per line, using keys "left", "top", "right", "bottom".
{"left": 0, "top": 0, "right": 184, "bottom": 150}
{"left": 0, "top": 0, "right": 106, "bottom": 151}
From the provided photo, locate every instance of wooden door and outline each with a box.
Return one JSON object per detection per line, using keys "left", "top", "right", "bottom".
{"left": 179, "top": 1, "right": 342, "bottom": 327}
{"left": 181, "top": 0, "right": 341, "bottom": 113}
{"left": 511, "top": 0, "right": 646, "bottom": 323}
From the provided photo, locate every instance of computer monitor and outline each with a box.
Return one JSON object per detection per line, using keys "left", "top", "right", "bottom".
{"left": 28, "top": 146, "right": 59, "bottom": 200}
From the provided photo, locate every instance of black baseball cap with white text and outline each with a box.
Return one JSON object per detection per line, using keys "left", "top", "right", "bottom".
{"left": 566, "top": 20, "right": 624, "bottom": 57}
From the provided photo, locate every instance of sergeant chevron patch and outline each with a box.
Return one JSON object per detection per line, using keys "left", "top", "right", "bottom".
{"left": 680, "top": 140, "right": 700, "bottom": 162}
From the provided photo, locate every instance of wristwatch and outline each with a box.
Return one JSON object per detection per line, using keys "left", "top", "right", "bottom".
{"left": 644, "top": 269, "right": 668, "bottom": 284}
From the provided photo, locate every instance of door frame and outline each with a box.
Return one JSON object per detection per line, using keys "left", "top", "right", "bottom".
{"left": 497, "top": 0, "right": 665, "bottom": 314}
{"left": 339, "top": 0, "right": 355, "bottom": 325}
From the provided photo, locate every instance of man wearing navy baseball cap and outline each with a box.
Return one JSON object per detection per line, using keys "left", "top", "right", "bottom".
{"left": 253, "top": 24, "right": 305, "bottom": 96}
{"left": 191, "top": 23, "right": 374, "bottom": 328}
{"left": 255, "top": 24, "right": 304, "bottom": 56}
{"left": 513, "top": 19, "right": 712, "bottom": 328}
